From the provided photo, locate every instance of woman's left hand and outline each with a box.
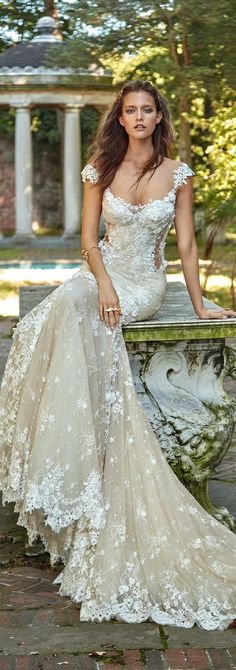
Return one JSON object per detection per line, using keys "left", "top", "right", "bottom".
{"left": 197, "top": 307, "right": 236, "bottom": 320}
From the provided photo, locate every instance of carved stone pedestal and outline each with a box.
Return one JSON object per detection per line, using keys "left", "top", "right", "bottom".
{"left": 126, "top": 337, "right": 236, "bottom": 531}
{"left": 122, "top": 280, "right": 236, "bottom": 531}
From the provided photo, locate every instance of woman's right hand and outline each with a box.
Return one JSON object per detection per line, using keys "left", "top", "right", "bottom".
{"left": 98, "top": 276, "right": 122, "bottom": 329}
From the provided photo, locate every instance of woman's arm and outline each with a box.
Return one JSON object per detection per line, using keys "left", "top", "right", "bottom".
{"left": 174, "top": 177, "right": 236, "bottom": 319}
{"left": 81, "top": 179, "right": 108, "bottom": 283}
{"left": 81, "top": 179, "right": 122, "bottom": 329}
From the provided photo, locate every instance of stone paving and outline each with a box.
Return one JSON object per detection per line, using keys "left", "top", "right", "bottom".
{"left": 0, "top": 567, "right": 236, "bottom": 668}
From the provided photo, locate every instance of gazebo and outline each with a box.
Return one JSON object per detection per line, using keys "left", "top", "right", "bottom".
{"left": 0, "top": 16, "right": 115, "bottom": 242}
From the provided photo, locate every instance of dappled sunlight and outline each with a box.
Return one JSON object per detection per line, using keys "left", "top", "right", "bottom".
{"left": 0, "top": 264, "right": 81, "bottom": 286}
{"left": 0, "top": 264, "right": 82, "bottom": 317}
{"left": 202, "top": 274, "right": 232, "bottom": 290}
{"left": 227, "top": 232, "right": 236, "bottom": 241}
{"left": 0, "top": 293, "right": 18, "bottom": 317}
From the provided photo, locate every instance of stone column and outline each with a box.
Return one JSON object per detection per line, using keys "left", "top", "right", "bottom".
{"left": 63, "top": 105, "right": 82, "bottom": 238}
{"left": 13, "top": 106, "right": 34, "bottom": 240}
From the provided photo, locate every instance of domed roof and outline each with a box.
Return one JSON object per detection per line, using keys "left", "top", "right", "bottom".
{"left": 0, "top": 15, "right": 113, "bottom": 86}
{"left": 0, "top": 16, "right": 64, "bottom": 71}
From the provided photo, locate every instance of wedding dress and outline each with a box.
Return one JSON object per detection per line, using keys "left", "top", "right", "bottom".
{"left": 0, "top": 162, "right": 235, "bottom": 630}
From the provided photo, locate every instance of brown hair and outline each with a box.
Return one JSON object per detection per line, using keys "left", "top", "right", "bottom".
{"left": 88, "top": 79, "right": 174, "bottom": 189}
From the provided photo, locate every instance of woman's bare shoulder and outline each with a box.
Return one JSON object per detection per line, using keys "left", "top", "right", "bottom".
{"left": 162, "top": 157, "right": 182, "bottom": 171}
{"left": 162, "top": 157, "right": 194, "bottom": 183}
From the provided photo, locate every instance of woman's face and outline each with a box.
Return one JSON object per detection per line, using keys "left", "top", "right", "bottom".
{"left": 119, "top": 90, "right": 162, "bottom": 140}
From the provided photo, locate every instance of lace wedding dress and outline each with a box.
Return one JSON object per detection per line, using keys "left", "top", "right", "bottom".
{"left": 0, "top": 163, "right": 236, "bottom": 630}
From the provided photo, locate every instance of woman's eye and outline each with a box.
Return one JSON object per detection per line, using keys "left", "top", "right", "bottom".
{"left": 125, "top": 108, "right": 153, "bottom": 113}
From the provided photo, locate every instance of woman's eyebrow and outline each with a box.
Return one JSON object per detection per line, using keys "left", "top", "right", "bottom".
{"left": 124, "top": 104, "right": 154, "bottom": 109}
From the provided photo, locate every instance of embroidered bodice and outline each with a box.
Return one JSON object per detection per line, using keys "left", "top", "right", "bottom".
{"left": 81, "top": 162, "right": 194, "bottom": 277}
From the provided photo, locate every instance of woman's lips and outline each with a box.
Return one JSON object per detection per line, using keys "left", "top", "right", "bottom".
{"left": 134, "top": 125, "right": 145, "bottom": 130}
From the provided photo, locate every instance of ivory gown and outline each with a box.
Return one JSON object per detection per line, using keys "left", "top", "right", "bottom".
{"left": 0, "top": 162, "right": 236, "bottom": 629}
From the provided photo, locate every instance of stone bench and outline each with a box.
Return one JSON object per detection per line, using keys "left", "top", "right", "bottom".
{"left": 18, "top": 280, "right": 236, "bottom": 533}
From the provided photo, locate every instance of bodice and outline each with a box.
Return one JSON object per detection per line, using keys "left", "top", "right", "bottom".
{"left": 81, "top": 162, "right": 194, "bottom": 277}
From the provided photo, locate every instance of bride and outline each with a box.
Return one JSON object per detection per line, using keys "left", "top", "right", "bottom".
{"left": 0, "top": 79, "right": 236, "bottom": 630}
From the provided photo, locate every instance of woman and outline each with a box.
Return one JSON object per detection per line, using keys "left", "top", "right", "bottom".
{"left": 0, "top": 80, "right": 236, "bottom": 629}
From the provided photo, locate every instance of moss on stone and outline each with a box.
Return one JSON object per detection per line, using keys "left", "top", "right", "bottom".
{"left": 123, "top": 322, "right": 236, "bottom": 342}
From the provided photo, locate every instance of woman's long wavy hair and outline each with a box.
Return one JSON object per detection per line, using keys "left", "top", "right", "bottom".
{"left": 88, "top": 79, "right": 174, "bottom": 190}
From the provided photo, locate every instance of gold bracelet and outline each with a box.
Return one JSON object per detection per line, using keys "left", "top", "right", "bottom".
{"left": 81, "top": 246, "right": 100, "bottom": 262}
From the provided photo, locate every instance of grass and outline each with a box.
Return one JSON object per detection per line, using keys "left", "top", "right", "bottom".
{"left": 166, "top": 228, "right": 235, "bottom": 264}
{"left": 0, "top": 247, "right": 82, "bottom": 262}
{"left": 0, "top": 281, "right": 17, "bottom": 298}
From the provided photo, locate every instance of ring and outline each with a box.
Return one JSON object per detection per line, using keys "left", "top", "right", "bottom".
{"left": 105, "top": 307, "right": 120, "bottom": 312}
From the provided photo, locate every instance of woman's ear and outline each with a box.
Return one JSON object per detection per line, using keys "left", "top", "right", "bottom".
{"left": 119, "top": 115, "right": 125, "bottom": 127}
{"left": 156, "top": 111, "right": 163, "bottom": 125}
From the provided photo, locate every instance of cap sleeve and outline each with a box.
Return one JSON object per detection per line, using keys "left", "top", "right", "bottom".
{"left": 173, "top": 163, "right": 195, "bottom": 190}
{"left": 81, "top": 163, "right": 99, "bottom": 184}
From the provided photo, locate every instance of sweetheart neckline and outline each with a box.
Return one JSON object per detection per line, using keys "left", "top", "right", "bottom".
{"left": 104, "top": 186, "right": 176, "bottom": 209}
{"left": 104, "top": 163, "right": 184, "bottom": 209}
{"left": 103, "top": 163, "right": 188, "bottom": 209}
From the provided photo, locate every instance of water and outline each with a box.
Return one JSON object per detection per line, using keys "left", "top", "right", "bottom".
{"left": 0, "top": 261, "right": 82, "bottom": 317}
{"left": 0, "top": 261, "right": 81, "bottom": 269}
{"left": 0, "top": 261, "right": 82, "bottom": 283}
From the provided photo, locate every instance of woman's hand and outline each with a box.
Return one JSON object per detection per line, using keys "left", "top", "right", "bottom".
{"left": 197, "top": 307, "right": 236, "bottom": 320}
{"left": 98, "top": 277, "right": 122, "bottom": 329}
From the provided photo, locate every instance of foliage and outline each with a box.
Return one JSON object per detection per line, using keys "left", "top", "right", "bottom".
{"left": 49, "top": 1, "right": 235, "bottom": 88}
{"left": 190, "top": 92, "right": 236, "bottom": 255}
{"left": 31, "top": 109, "right": 60, "bottom": 144}
{"left": 81, "top": 106, "right": 101, "bottom": 164}
{"left": 0, "top": 108, "right": 15, "bottom": 137}
{"left": 0, "top": 1, "right": 235, "bottom": 255}
{"left": 0, "top": 0, "right": 76, "bottom": 47}
{"left": 66, "top": 0, "right": 235, "bottom": 254}
{"left": 0, "top": 0, "right": 45, "bottom": 46}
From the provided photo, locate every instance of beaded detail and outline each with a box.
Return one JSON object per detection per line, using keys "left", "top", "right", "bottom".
{"left": 81, "top": 164, "right": 99, "bottom": 184}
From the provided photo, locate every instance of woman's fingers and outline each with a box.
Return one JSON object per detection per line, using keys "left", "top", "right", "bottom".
{"left": 109, "top": 310, "right": 116, "bottom": 329}
{"left": 99, "top": 302, "right": 104, "bottom": 321}
{"left": 103, "top": 305, "right": 109, "bottom": 327}
{"left": 206, "top": 309, "right": 236, "bottom": 320}
{"left": 100, "top": 303, "right": 122, "bottom": 329}
{"left": 215, "top": 309, "right": 236, "bottom": 319}
{"left": 97, "top": 281, "right": 122, "bottom": 328}
{"left": 102, "top": 304, "right": 114, "bottom": 328}
{"left": 198, "top": 306, "right": 236, "bottom": 320}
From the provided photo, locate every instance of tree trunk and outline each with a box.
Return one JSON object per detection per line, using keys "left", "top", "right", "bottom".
{"left": 44, "top": 0, "right": 58, "bottom": 17}
{"left": 44, "top": 0, "right": 61, "bottom": 39}
{"left": 178, "top": 95, "right": 192, "bottom": 165}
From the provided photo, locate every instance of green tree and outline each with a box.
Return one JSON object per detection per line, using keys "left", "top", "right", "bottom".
{"left": 194, "top": 94, "right": 236, "bottom": 257}
{"left": 53, "top": 0, "right": 235, "bottom": 166}
{"left": 0, "top": 0, "right": 235, "bottom": 252}
{"left": 53, "top": 0, "right": 235, "bottom": 252}
{"left": 0, "top": 0, "right": 75, "bottom": 47}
